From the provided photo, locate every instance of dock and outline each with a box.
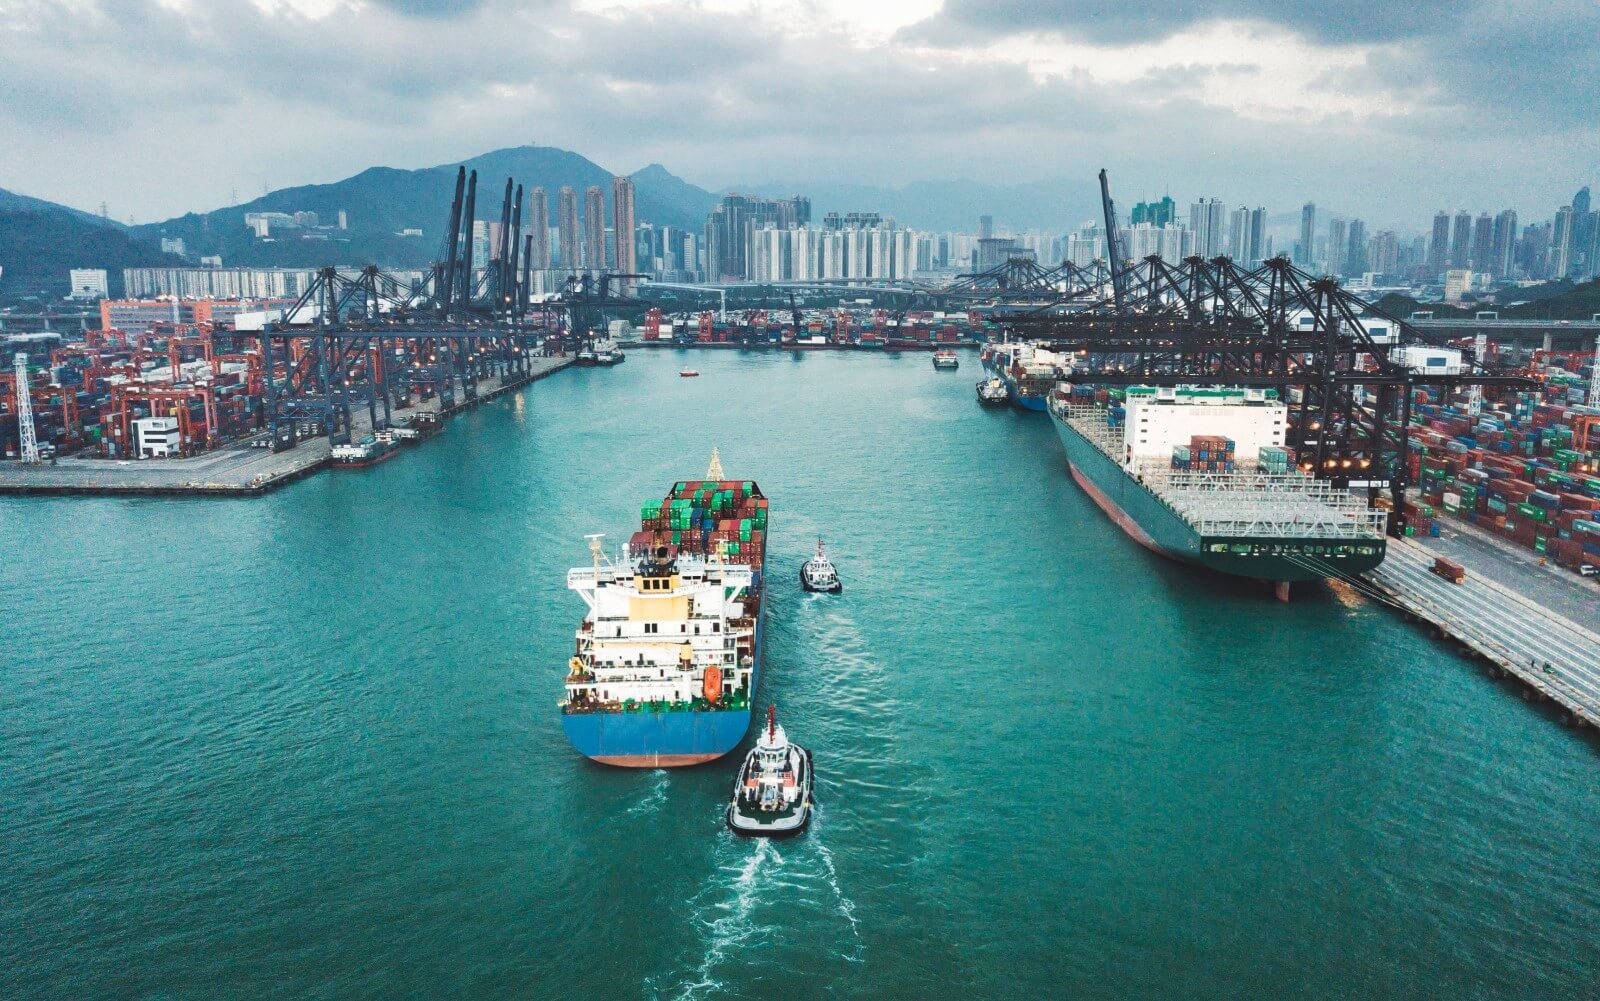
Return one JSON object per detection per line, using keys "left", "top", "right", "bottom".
{"left": 1364, "top": 537, "right": 1600, "bottom": 728}
{"left": 0, "top": 356, "right": 573, "bottom": 497}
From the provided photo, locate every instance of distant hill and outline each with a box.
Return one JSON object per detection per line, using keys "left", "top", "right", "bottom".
{"left": 1375, "top": 279, "right": 1600, "bottom": 322}
{"left": 131, "top": 146, "right": 720, "bottom": 269}
{"left": 0, "top": 186, "right": 121, "bottom": 230}
{"left": 0, "top": 204, "right": 183, "bottom": 298}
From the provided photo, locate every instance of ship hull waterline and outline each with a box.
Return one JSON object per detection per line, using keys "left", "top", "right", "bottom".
{"left": 562, "top": 546, "right": 767, "bottom": 768}
{"left": 1051, "top": 409, "right": 1386, "bottom": 595}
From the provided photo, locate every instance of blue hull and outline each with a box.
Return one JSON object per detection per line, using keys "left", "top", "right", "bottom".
{"left": 561, "top": 708, "right": 754, "bottom": 766}
{"left": 562, "top": 570, "right": 765, "bottom": 767}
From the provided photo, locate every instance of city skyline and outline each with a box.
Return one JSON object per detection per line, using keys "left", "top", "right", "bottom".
{"left": 0, "top": 0, "right": 1595, "bottom": 227}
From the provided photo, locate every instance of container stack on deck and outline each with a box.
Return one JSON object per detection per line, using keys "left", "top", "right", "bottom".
{"left": 632, "top": 480, "right": 768, "bottom": 566}
{"left": 1171, "top": 435, "right": 1237, "bottom": 473}
{"left": 1405, "top": 378, "right": 1600, "bottom": 574}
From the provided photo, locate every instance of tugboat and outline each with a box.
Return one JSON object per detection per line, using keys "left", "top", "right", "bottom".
{"left": 932, "top": 349, "right": 959, "bottom": 370}
{"left": 679, "top": 369, "right": 700, "bottom": 378}
{"left": 726, "top": 706, "right": 813, "bottom": 838}
{"left": 800, "top": 538, "right": 843, "bottom": 593}
{"left": 976, "top": 377, "right": 1009, "bottom": 407}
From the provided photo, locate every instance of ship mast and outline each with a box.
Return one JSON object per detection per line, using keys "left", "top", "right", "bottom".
{"left": 707, "top": 447, "right": 724, "bottom": 480}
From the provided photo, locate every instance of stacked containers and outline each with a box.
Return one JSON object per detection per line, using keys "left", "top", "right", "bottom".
{"left": 1258, "top": 445, "right": 1291, "bottom": 474}
{"left": 1188, "top": 435, "right": 1236, "bottom": 473}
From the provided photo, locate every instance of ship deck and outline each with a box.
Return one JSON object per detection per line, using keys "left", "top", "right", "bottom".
{"left": 1056, "top": 402, "right": 1388, "bottom": 542}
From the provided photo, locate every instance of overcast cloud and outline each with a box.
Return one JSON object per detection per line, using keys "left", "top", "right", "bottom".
{"left": 0, "top": 0, "right": 1594, "bottom": 231}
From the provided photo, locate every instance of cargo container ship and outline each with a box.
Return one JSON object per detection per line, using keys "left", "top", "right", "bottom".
{"left": 984, "top": 341, "right": 1062, "bottom": 411}
{"left": 560, "top": 452, "right": 768, "bottom": 766}
{"left": 1049, "top": 386, "right": 1388, "bottom": 599}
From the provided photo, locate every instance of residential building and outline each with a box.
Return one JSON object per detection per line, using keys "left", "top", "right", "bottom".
{"left": 1450, "top": 210, "right": 1472, "bottom": 267}
{"left": 1429, "top": 211, "right": 1450, "bottom": 270}
{"left": 611, "top": 177, "right": 636, "bottom": 279}
{"left": 557, "top": 187, "right": 579, "bottom": 271}
{"left": 68, "top": 268, "right": 109, "bottom": 300}
{"left": 1188, "top": 198, "right": 1226, "bottom": 258}
{"left": 1298, "top": 203, "right": 1315, "bottom": 265}
{"left": 528, "top": 188, "right": 550, "bottom": 270}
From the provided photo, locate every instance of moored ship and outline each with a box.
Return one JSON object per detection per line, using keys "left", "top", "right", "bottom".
{"left": 560, "top": 452, "right": 769, "bottom": 766}
{"left": 990, "top": 341, "right": 1062, "bottom": 411}
{"left": 1049, "top": 385, "right": 1387, "bottom": 599}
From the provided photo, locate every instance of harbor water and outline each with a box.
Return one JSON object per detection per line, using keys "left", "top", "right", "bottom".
{"left": 3, "top": 349, "right": 1598, "bottom": 999}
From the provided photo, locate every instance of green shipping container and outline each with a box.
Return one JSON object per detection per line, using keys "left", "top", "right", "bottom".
{"left": 1516, "top": 502, "right": 1546, "bottom": 522}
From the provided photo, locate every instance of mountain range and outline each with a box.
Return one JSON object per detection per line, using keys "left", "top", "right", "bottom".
{"left": 0, "top": 143, "right": 1361, "bottom": 295}
{"left": 0, "top": 189, "right": 184, "bottom": 298}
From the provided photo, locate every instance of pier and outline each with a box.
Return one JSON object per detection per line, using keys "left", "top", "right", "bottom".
{"left": 0, "top": 356, "right": 572, "bottom": 497}
{"left": 1364, "top": 537, "right": 1600, "bottom": 728}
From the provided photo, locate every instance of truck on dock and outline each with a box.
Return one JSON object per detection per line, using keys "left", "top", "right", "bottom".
{"left": 1430, "top": 556, "right": 1467, "bottom": 584}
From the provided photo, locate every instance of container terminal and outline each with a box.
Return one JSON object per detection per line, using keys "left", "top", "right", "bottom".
{"left": 0, "top": 166, "right": 625, "bottom": 495}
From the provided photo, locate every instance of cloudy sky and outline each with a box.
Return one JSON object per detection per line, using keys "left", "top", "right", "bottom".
{"left": 1, "top": 0, "right": 1595, "bottom": 231}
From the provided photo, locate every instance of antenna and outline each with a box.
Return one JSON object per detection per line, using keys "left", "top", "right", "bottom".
{"left": 585, "top": 532, "right": 607, "bottom": 572}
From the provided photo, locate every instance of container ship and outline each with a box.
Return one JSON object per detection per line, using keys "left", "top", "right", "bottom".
{"left": 983, "top": 341, "right": 1063, "bottom": 411}
{"left": 1049, "top": 385, "right": 1388, "bottom": 599}
{"left": 560, "top": 453, "right": 769, "bottom": 766}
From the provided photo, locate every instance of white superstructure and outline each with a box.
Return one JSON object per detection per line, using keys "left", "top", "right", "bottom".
{"left": 563, "top": 544, "right": 757, "bottom": 710}
{"left": 1122, "top": 386, "right": 1286, "bottom": 462}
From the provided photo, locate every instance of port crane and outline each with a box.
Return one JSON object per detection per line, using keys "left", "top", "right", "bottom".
{"left": 1005, "top": 169, "right": 1535, "bottom": 538}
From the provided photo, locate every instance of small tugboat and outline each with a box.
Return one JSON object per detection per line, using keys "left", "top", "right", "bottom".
{"left": 679, "top": 368, "right": 700, "bottom": 378}
{"left": 726, "top": 706, "right": 813, "bottom": 838}
{"left": 932, "top": 349, "right": 959, "bottom": 370}
{"left": 976, "top": 377, "right": 1009, "bottom": 407}
{"left": 800, "top": 538, "right": 842, "bottom": 593}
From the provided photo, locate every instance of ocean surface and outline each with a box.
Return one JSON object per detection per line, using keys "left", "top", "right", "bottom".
{"left": 3, "top": 348, "right": 1598, "bottom": 1000}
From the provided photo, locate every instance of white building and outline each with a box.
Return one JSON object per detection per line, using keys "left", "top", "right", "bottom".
{"left": 132, "top": 416, "right": 182, "bottom": 458}
{"left": 1443, "top": 269, "right": 1473, "bottom": 302}
{"left": 67, "top": 268, "right": 109, "bottom": 300}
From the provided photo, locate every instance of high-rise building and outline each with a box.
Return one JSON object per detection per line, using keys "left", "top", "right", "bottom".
{"left": 1326, "top": 218, "right": 1347, "bottom": 274}
{"left": 1450, "top": 210, "right": 1472, "bottom": 267}
{"left": 1298, "top": 203, "right": 1315, "bottom": 265}
{"left": 557, "top": 187, "right": 579, "bottom": 271}
{"left": 1345, "top": 219, "right": 1367, "bottom": 274}
{"left": 1471, "top": 213, "right": 1494, "bottom": 271}
{"left": 1369, "top": 231, "right": 1399, "bottom": 276}
{"left": 1132, "top": 196, "right": 1176, "bottom": 228}
{"left": 1574, "top": 187, "right": 1595, "bottom": 279}
{"left": 1490, "top": 209, "right": 1517, "bottom": 278}
{"left": 1188, "top": 198, "right": 1226, "bottom": 258}
{"left": 1551, "top": 206, "right": 1575, "bottom": 279}
{"left": 978, "top": 215, "right": 993, "bottom": 241}
{"left": 68, "top": 268, "right": 109, "bottom": 299}
{"left": 611, "top": 177, "right": 636, "bottom": 279}
{"left": 583, "top": 186, "right": 607, "bottom": 270}
{"left": 1429, "top": 211, "right": 1450, "bottom": 271}
{"left": 1227, "top": 206, "right": 1265, "bottom": 263}
{"left": 528, "top": 188, "right": 550, "bottom": 270}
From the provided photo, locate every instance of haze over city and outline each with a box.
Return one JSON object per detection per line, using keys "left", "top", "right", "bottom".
{"left": 2, "top": 0, "right": 1597, "bottom": 228}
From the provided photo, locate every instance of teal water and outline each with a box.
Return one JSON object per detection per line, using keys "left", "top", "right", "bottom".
{"left": 3, "top": 349, "right": 1598, "bottom": 1000}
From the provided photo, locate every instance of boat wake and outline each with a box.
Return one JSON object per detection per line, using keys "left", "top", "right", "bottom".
{"left": 649, "top": 838, "right": 774, "bottom": 1000}
{"left": 626, "top": 769, "right": 671, "bottom": 817}
{"left": 811, "top": 822, "right": 864, "bottom": 963}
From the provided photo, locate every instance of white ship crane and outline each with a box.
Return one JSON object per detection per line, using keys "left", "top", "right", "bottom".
{"left": 15, "top": 353, "right": 40, "bottom": 464}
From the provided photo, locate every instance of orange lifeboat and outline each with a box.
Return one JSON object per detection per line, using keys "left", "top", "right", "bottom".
{"left": 703, "top": 665, "right": 723, "bottom": 703}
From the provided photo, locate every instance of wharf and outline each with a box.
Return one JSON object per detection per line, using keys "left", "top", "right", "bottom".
{"left": 1363, "top": 537, "right": 1600, "bottom": 729}
{"left": 0, "top": 356, "right": 573, "bottom": 497}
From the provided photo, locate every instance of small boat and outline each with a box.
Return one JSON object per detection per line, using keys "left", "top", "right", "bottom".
{"left": 726, "top": 706, "right": 813, "bottom": 838}
{"left": 976, "top": 377, "right": 1009, "bottom": 407}
{"left": 800, "top": 537, "right": 843, "bottom": 593}
{"left": 932, "top": 350, "right": 959, "bottom": 370}
{"left": 679, "top": 369, "right": 700, "bottom": 378}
